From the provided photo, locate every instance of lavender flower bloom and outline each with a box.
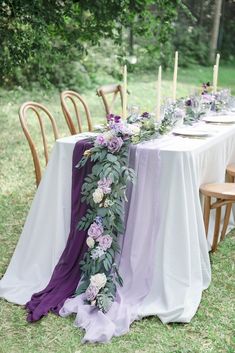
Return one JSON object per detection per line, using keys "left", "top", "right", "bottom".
{"left": 141, "top": 112, "right": 151, "bottom": 119}
{"left": 110, "top": 122, "right": 131, "bottom": 137}
{"left": 98, "top": 178, "right": 112, "bottom": 194}
{"left": 202, "top": 93, "right": 214, "bottom": 103}
{"left": 107, "top": 113, "right": 115, "bottom": 122}
{"left": 90, "top": 246, "right": 105, "bottom": 260}
{"left": 88, "top": 222, "right": 104, "bottom": 239}
{"left": 114, "top": 115, "right": 121, "bottom": 123}
{"left": 98, "top": 235, "right": 112, "bottom": 251}
{"left": 107, "top": 114, "right": 121, "bottom": 123}
{"left": 95, "top": 216, "right": 103, "bottom": 226}
{"left": 85, "top": 285, "right": 99, "bottom": 301}
{"left": 95, "top": 134, "right": 107, "bottom": 146}
{"left": 108, "top": 136, "right": 123, "bottom": 153}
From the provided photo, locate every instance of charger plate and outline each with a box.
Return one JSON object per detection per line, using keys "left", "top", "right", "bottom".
{"left": 202, "top": 115, "right": 235, "bottom": 124}
{"left": 172, "top": 128, "right": 210, "bottom": 137}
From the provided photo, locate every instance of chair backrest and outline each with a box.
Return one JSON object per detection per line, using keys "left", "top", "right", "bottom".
{"left": 96, "top": 83, "right": 124, "bottom": 116}
{"left": 19, "top": 102, "right": 59, "bottom": 187}
{"left": 60, "top": 90, "right": 93, "bottom": 135}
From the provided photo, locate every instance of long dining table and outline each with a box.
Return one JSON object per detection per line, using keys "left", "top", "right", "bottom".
{"left": 1, "top": 119, "right": 235, "bottom": 342}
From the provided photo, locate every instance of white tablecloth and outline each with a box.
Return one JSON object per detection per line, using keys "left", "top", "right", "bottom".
{"left": 1, "top": 122, "right": 235, "bottom": 324}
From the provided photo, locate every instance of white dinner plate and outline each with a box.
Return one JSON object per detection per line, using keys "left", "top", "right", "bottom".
{"left": 172, "top": 128, "right": 210, "bottom": 137}
{"left": 202, "top": 115, "right": 235, "bottom": 124}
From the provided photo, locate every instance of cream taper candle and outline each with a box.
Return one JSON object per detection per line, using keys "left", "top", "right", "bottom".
{"left": 122, "top": 65, "right": 127, "bottom": 119}
{"left": 172, "top": 51, "right": 178, "bottom": 101}
{"left": 213, "top": 64, "right": 217, "bottom": 93}
{"left": 156, "top": 65, "right": 162, "bottom": 121}
{"left": 215, "top": 53, "right": 220, "bottom": 91}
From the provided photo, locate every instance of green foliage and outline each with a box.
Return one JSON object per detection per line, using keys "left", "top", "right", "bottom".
{"left": 0, "top": 0, "right": 185, "bottom": 88}
{"left": 96, "top": 288, "right": 114, "bottom": 313}
{"left": 0, "top": 0, "right": 234, "bottom": 89}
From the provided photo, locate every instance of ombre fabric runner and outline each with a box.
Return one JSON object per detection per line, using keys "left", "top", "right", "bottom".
{"left": 60, "top": 143, "right": 162, "bottom": 342}
{"left": 26, "top": 139, "right": 93, "bottom": 322}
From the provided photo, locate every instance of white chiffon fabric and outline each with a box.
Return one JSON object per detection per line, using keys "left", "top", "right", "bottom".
{"left": 1, "top": 123, "right": 235, "bottom": 342}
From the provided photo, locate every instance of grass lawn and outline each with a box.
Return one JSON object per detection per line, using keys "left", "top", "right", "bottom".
{"left": 0, "top": 64, "right": 235, "bottom": 353}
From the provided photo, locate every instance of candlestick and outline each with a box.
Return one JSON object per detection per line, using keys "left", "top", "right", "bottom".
{"left": 172, "top": 51, "right": 178, "bottom": 101}
{"left": 213, "top": 64, "right": 217, "bottom": 93}
{"left": 156, "top": 65, "right": 162, "bottom": 121}
{"left": 122, "top": 65, "right": 127, "bottom": 119}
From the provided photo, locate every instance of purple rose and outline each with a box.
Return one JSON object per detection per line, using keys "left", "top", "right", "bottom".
{"left": 88, "top": 222, "right": 104, "bottom": 239}
{"left": 141, "top": 112, "right": 151, "bottom": 119}
{"left": 108, "top": 136, "right": 123, "bottom": 153}
{"left": 107, "top": 114, "right": 121, "bottom": 123}
{"left": 85, "top": 285, "right": 99, "bottom": 301}
{"left": 98, "top": 178, "right": 112, "bottom": 194}
{"left": 98, "top": 235, "right": 112, "bottom": 251}
{"left": 114, "top": 115, "right": 121, "bottom": 123}
{"left": 107, "top": 114, "right": 115, "bottom": 122}
{"left": 95, "top": 134, "right": 107, "bottom": 146}
{"left": 185, "top": 99, "right": 192, "bottom": 107}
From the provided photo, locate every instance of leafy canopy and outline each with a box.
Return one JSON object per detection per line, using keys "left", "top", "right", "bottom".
{"left": 0, "top": 0, "right": 183, "bottom": 86}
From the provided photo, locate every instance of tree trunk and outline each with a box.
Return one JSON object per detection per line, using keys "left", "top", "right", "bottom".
{"left": 209, "top": 0, "right": 223, "bottom": 63}
{"left": 129, "top": 26, "right": 134, "bottom": 56}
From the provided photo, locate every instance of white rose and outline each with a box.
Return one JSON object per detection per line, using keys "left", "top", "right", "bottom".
{"left": 90, "top": 273, "right": 107, "bottom": 290}
{"left": 86, "top": 236, "right": 95, "bottom": 248}
{"left": 92, "top": 188, "right": 104, "bottom": 204}
{"left": 103, "top": 131, "right": 114, "bottom": 141}
{"left": 129, "top": 124, "right": 140, "bottom": 135}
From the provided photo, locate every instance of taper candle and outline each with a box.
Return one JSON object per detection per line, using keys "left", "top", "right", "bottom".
{"left": 156, "top": 65, "right": 162, "bottom": 121}
{"left": 215, "top": 53, "right": 220, "bottom": 91}
{"left": 172, "top": 51, "right": 178, "bottom": 101}
{"left": 213, "top": 64, "right": 217, "bottom": 93}
{"left": 122, "top": 65, "right": 127, "bottom": 119}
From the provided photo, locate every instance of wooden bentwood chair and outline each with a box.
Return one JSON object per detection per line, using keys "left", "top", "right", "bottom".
{"left": 19, "top": 102, "right": 59, "bottom": 187}
{"left": 96, "top": 83, "right": 124, "bottom": 116}
{"left": 60, "top": 90, "right": 93, "bottom": 135}
{"left": 200, "top": 181, "right": 235, "bottom": 252}
{"left": 226, "top": 164, "right": 235, "bottom": 181}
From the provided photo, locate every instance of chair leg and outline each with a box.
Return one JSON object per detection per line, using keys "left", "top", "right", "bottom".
{"left": 221, "top": 203, "right": 232, "bottom": 241}
{"left": 212, "top": 206, "right": 221, "bottom": 252}
{"left": 203, "top": 196, "right": 211, "bottom": 237}
{"left": 227, "top": 174, "right": 234, "bottom": 183}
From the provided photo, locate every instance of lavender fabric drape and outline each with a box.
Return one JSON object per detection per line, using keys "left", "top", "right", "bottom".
{"left": 26, "top": 139, "right": 93, "bottom": 322}
{"left": 60, "top": 144, "right": 162, "bottom": 342}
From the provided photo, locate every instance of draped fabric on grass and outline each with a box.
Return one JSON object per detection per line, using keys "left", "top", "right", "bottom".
{"left": 60, "top": 145, "right": 162, "bottom": 343}
{"left": 26, "top": 139, "right": 93, "bottom": 322}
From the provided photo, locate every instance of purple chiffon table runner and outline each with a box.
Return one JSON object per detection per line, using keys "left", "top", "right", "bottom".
{"left": 26, "top": 139, "right": 93, "bottom": 322}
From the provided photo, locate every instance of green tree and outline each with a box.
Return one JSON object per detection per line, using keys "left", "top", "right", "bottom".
{"left": 0, "top": 0, "right": 184, "bottom": 87}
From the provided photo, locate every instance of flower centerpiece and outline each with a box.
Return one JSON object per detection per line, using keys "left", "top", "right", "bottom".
{"left": 184, "top": 82, "right": 215, "bottom": 125}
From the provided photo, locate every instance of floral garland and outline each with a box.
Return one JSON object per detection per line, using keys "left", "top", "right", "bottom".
{"left": 76, "top": 113, "right": 157, "bottom": 312}
{"left": 184, "top": 84, "right": 232, "bottom": 125}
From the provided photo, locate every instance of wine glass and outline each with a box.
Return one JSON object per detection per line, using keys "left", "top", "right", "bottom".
{"left": 128, "top": 105, "right": 140, "bottom": 118}
{"left": 190, "top": 95, "right": 202, "bottom": 120}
